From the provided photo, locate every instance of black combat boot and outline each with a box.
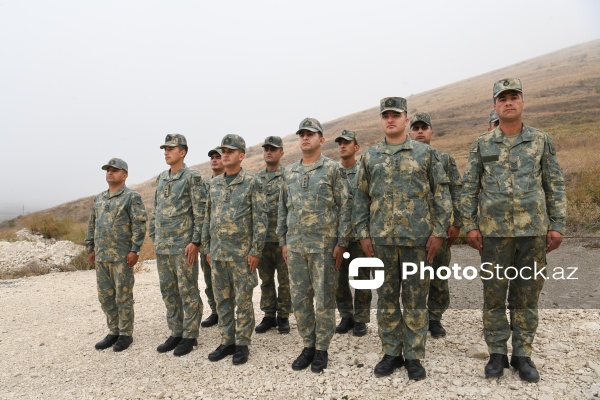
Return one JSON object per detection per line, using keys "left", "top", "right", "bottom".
{"left": 405, "top": 359, "right": 427, "bottom": 380}
{"left": 156, "top": 336, "right": 182, "bottom": 353}
{"left": 335, "top": 317, "right": 354, "bottom": 334}
{"left": 353, "top": 322, "right": 367, "bottom": 337}
{"left": 485, "top": 353, "right": 509, "bottom": 378}
{"left": 208, "top": 343, "right": 236, "bottom": 361}
{"left": 201, "top": 313, "right": 219, "bottom": 328}
{"left": 255, "top": 316, "right": 277, "bottom": 333}
{"left": 428, "top": 320, "right": 446, "bottom": 338}
{"left": 232, "top": 345, "right": 250, "bottom": 365}
{"left": 113, "top": 335, "right": 133, "bottom": 352}
{"left": 276, "top": 316, "right": 290, "bottom": 334}
{"left": 95, "top": 334, "right": 119, "bottom": 350}
{"left": 173, "top": 338, "right": 197, "bottom": 357}
{"left": 292, "top": 347, "right": 315, "bottom": 371}
{"left": 374, "top": 354, "right": 405, "bottom": 377}
{"left": 510, "top": 355, "right": 540, "bottom": 383}
{"left": 311, "top": 350, "right": 328, "bottom": 373}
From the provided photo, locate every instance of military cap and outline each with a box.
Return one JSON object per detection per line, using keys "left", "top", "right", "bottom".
{"left": 493, "top": 78, "right": 523, "bottom": 98}
{"left": 380, "top": 97, "right": 407, "bottom": 114}
{"left": 101, "top": 158, "right": 128, "bottom": 173}
{"left": 296, "top": 118, "right": 323, "bottom": 134}
{"left": 262, "top": 136, "right": 283, "bottom": 148}
{"left": 489, "top": 109, "right": 499, "bottom": 123}
{"left": 207, "top": 147, "right": 222, "bottom": 157}
{"left": 335, "top": 130, "right": 358, "bottom": 144}
{"left": 160, "top": 133, "right": 188, "bottom": 149}
{"left": 220, "top": 134, "right": 246, "bottom": 152}
{"left": 410, "top": 112, "right": 432, "bottom": 128}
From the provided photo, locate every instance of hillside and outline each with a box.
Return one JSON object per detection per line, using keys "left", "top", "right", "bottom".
{"left": 4, "top": 39, "right": 600, "bottom": 233}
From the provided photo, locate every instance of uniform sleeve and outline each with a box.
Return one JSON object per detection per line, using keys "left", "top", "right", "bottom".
{"left": 201, "top": 187, "right": 212, "bottom": 255}
{"left": 149, "top": 177, "right": 159, "bottom": 242}
{"left": 429, "top": 150, "right": 451, "bottom": 237}
{"left": 541, "top": 135, "right": 567, "bottom": 234}
{"left": 249, "top": 178, "right": 267, "bottom": 258}
{"left": 460, "top": 139, "right": 483, "bottom": 233}
{"left": 353, "top": 156, "right": 371, "bottom": 239}
{"left": 128, "top": 192, "right": 148, "bottom": 253}
{"left": 84, "top": 198, "right": 97, "bottom": 254}
{"left": 276, "top": 178, "right": 288, "bottom": 247}
{"left": 446, "top": 154, "right": 463, "bottom": 228}
{"left": 190, "top": 173, "right": 207, "bottom": 246}
{"left": 334, "top": 167, "right": 351, "bottom": 248}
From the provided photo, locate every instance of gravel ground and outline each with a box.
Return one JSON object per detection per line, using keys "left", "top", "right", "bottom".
{"left": 1, "top": 240, "right": 599, "bottom": 399}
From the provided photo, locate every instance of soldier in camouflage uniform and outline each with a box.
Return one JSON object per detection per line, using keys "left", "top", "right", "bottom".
{"left": 202, "top": 134, "right": 267, "bottom": 365}
{"left": 254, "top": 136, "right": 292, "bottom": 334}
{"left": 334, "top": 130, "right": 372, "bottom": 337}
{"left": 200, "top": 147, "right": 224, "bottom": 329}
{"left": 408, "top": 113, "right": 462, "bottom": 338}
{"left": 150, "top": 134, "right": 206, "bottom": 357}
{"left": 461, "top": 78, "right": 566, "bottom": 383}
{"left": 85, "top": 158, "right": 147, "bottom": 352}
{"left": 353, "top": 98, "right": 451, "bottom": 380}
{"left": 277, "top": 118, "right": 351, "bottom": 373}
{"left": 489, "top": 109, "right": 500, "bottom": 130}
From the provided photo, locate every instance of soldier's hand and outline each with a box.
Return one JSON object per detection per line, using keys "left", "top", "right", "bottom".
{"left": 127, "top": 251, "right": 139, "bottom": 268}
{"left": 248, "top": 255, "right": 260, "bottom": 272}
{"left": 466, "top": 229, "right": 483, "bottom": 251}
{"left": 333, "top": 246, "right": 346, "bottom": 271}
{"left": 282, "top": 245, "right": 288, "bottom": 265}
{"left": 426, "top": 236, "right": 443, "bottom": 263}
{"left": 206, "top": 253, "right": 212, "bottom": 266}
{"left": 359, "top": 238, "right": 375, "bottom": 257}
{"left": 447, "top": 226, "right": 461, "bottom": 248}
{"left": 185, "top": 243, "right": 199, "bottom": 266}
{"left": 546, "top": 230, "right": 563, "bottom": 253}
{"left": 88, "top": 251, "right": 95, "bottom": 264}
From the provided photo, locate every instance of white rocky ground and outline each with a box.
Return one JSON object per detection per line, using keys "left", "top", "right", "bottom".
{"left": 0, "top": 235, "right": 599, "bottom": 399}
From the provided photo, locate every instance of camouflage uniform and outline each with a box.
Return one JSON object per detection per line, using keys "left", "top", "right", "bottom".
{"left": 255, "top": 164, "right": 291, "bottom": 320}
{"left": 354, "top": 102, "right": 451, "bottom": 359}
{"left": 336, "top": 161, "right": 372, "bottom": 323}
{"left": 277, "top": 154, "right": 351, "bottom": 351}
{"left": 85, "top": 159, "right": 147, "bottom": 337}
{"left": 150, "top": 141, "right": 206, "bottom": 339}
{"left": 202, "top": 162, "right": 267, "bottom": 346}
{"left": 461, "top": 116, "right": 566, "bottom": 357}
{"left": 200, "top": 175, "right": 218, "bottom": 315}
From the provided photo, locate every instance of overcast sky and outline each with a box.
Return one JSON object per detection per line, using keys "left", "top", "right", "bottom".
{"left": 0, "top": 0, "right": 598, "bottom": 220}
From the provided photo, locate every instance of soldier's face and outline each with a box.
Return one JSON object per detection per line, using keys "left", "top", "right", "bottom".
{"left": 105, "top": 167, "right": 127, "bottom": 185}
{"left": 210, "top": 153, "right": 223, "bottom": 172}
{"left": 494, "top": 90, "right": 524, "bottom": 122}
{"left": 337, "top": 139, "right": 359, "bottom": 160}
{"left": 409, "top": 122, "right": 433, "bottom": 145}
{"left": 263, "top": 146, "right": 284, "bottom": 166}
{"left": 221, "top": 148, "right": 244, "bottom": 167}
{"left": 381, "top": 111, "right": 408, "bottom": 137}
{"left": 297, "top": 130, "right": 324, "bottom": 153}
{"left": 164, "top": 146, "right": 185, "bottom": 166}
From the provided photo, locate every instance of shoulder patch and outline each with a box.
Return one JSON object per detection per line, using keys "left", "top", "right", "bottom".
{"left": 548, "top": 140, "right": 556, "bottom": 155}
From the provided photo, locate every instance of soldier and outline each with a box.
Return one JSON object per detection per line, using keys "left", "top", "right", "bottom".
{"left": 334, "top": 130, "right": 372, "bottom": 337}
{"left": 489, "top": 109, "right": 500, "bottom": 130}
{"left": 202, "top": 134, "right": 267, "bottom": 365}
{"left": 85, "top": 158, "right": 147, "bottom": 352}
{"left": 254, "top": 136, "right": 292, "bottom": 334}
{"left": 461, "top": 78, "right": 566, "bottom": 383}
{"left": 353, "top": 98, "right": 451, "bottom": 380}
{"left": 150, "top": 134, "right": 206, "bottom": 357}
{"left": 200, "top": 147, "right": 225, "bottom": 328}
{"left": 277, "top": 117, "right": 351, "bottom": 373}
{"left": 408, "top": 113, "right": 462, "bottom": 338}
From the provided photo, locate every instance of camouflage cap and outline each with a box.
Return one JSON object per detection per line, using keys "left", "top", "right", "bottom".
{"left": 489, "top": 109, "right": 500, "bottom": 123}
{"left": 380, "top": 97, "right": 407, "bottom": 114}
{"left": 262, "top": 136, "right": 283, "bottom": 148}
{"left": 296, "top": 118, "right": 323, "bottom": 134}
{"left": 220, "top": 134, "right": 246, "bottom": 152}
{"left": 335, "top": 130, "right": 358, "bottom": 144}
{"left": 160, "top": 133, "right": 188, "bottom": 149}
{"left": 410, "top": 112, "right": 432, "bottom": 127}
{"left": 493, "top": 78, "right": 523, "bottom": 98}
{"left": 207, "top": 147, "right": 222, "bottom": 157}
{"left": 101, "top": 158, "right": 128, "bottom": 173}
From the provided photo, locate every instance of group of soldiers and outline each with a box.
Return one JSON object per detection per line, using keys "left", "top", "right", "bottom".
{"left": 84, "top": 77, "right": 566, "bottom": 383}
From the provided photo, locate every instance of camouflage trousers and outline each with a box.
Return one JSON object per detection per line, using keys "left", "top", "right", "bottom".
{"left": 200, "top": 253, "right": 217, "bottom": 314}
{"left": 156, "top": 254, "right": 203, "bottom": 339}
{"left": 212, "top": 257, "right": 258, "bottom": 346}
{"left": 288, "top": 249, "right": 338, "bottom": 351}
{"left": 428, "top": 240, "right": 450, "bottom": 321}
{"left": 96, "top": 261, "right": 135, "bottom": 336}
{"left": 374, "top": 245, "right": 430, "bottom": 360}
{"left": 257, "top": 242, "right": 291, "bottom": 319}
{"left": 336, "top": 241, "right": 372, "bottom": 322}
{"left": 481, "top": 236, "right": 546, "bottom": 357}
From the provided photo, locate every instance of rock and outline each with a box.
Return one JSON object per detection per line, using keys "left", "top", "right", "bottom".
{"left": 587, "top": 360, "right": 600, "bottom": 376}
{"left": 466, "top": 346, "right": 488, "bottom": 359}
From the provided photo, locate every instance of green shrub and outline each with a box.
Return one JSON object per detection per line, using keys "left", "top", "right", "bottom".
{"left": 24, "top": 215, "right": 74, "bottom": 240}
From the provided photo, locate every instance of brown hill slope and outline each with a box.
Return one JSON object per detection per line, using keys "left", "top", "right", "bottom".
{"left": 5, "top": 39, "right": 600, "bottom": 233}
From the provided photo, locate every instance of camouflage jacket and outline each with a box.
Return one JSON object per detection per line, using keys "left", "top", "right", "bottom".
{"left": 342, "top": 162, "right": 360, "bottom": 242}
{"left": 277, "top": 154, "right": 352, "bottom": 253}
{"left": 85, "top": 186, "right": 147, "bottom": 262}
{"left": 353, "top": 137, "right": 451, "bottom": 247}
{"left": 202, "top": 168, "right": 267, "bottom": 260}
{"left": 435, "top": 149, "right": 463, "bottom": 228}
{"left": 460, "top": 125, "right": 566, "bottom": 236}
{"left": 255, "top": 165, "right": 284, "bottom": 243}
{"left": 149, "top": 165, "right": 206, "bottom": 255}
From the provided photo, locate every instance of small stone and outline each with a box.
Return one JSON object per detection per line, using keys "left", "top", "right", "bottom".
{"left": 466, "top": 346, "right": 488, "bottom": 359}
